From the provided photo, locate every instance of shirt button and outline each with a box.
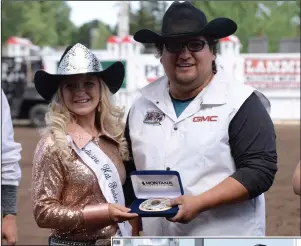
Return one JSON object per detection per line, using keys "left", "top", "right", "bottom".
{"left": 174, "top": 126, "right": 178, "bottom": 130}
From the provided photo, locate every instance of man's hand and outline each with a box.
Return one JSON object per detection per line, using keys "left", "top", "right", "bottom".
{"left": 2, "top": 214, "right": 17, "bottom": 245}
{"left": 166, "top": 177, "right": 250, "bottom": 224}
{"left": 167, "top": 195, "right": 202, "bottom": 224}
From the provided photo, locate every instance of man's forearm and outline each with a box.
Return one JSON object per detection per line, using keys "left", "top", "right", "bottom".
{"left": 197, "top": 177, "right": 249, "bottom": 212}
{"left": 1, "top": 185, "right": 18, "bottom": 217}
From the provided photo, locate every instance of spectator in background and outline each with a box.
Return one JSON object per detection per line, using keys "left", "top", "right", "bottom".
{"left": 292, "top": 161, "right": 300, "bottom": 196}
{"left": 1, "top": 89, "right": 22, "bottom": 246}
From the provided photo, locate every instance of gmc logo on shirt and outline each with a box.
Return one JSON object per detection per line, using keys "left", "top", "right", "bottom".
{"left": 193, "top": 116, "right": 218, "bottom": 122}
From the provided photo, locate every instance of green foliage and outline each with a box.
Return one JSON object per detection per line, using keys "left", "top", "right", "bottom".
{"left": 2, "top": 1, "right": 26, "bottom": 43}
{"left": 1, "top": 0, "right": 112, "bottom": 49}
{"left": 75, "top": 20, "right": 111, "bottom": 49}
{"left": 90, "top": 22, "right": 112, "bottom": 49}
{"left": 188, "top": 1, "right": 300, "bottom": 53}
{"left": 53, "top": 2, "right": 77, "bottom": 46}
{"left": 2, "top": 0, "right": 76, "bottom": 46}
{"left": 129, "top": 1, "right": 168, "bottom": 51}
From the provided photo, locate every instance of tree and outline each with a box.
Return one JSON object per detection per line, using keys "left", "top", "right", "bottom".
{"left": 2, "top": 0, "right": 76, "bottom": 47}
{"left": 129, "top": 1, "right": 167, "bottom": 52}
{"left": 129, "top": 1, "right": 168, "bottom": 34}
{"left": 190, "top": 1, "right": 267, "bottom": 52}
{"left": 53, "top": 2, "right": 77, "bottom": 46}
{"left": 76, "top": 20, "right": 112, "bottom": 49}
{"left": 1, "top": 1, "right": 25, "bottom": 43}
{"left": 261, "top": 1, "right": 300, "bottom": 52}
{"left": 90, "top": 22, "right": 112, "bottom": 49}
{"left": 190, "top": 1, "right": 300, "bottom": 52}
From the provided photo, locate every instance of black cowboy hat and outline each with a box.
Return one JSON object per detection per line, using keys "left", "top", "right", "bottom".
{"left": 34, "top": 43, "right": 125, "bottom": 101}
{"left": 134, "top": 1, "right": 237, "bottom": 43}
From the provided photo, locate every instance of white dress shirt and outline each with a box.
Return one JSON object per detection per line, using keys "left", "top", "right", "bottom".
{"left": 1, "top": 89, "right": 22, "bottom": 186}
{"left": 128, "top": 70, "right": 266, "bottom": 236}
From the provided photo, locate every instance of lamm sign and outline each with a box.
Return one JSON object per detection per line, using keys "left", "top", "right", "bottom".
{"left": 244, "top": 57, "right": 300, "bottom": 88}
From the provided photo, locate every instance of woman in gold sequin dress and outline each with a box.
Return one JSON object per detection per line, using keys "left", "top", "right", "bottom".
{"left": 31, "top": 43, "right": 138, "bottom": 246}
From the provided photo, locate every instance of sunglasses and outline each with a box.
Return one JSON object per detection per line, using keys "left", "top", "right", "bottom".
{"left": 165, "top": 40, "right": 209, "bottom": 53}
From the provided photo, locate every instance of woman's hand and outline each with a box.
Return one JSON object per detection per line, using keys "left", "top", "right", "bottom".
{"left": 108, "top": 203, "right": 138, "bottom": 223}
{"left": 83, "top": 203, "right": 138, "bottom": 228}
{"left": 2, "top": 214, "right": 17, "bottom": 245}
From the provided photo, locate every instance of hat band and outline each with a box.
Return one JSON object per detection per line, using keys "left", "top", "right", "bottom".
{"left": 57, "top": 65, "right": 102, "bottom": 75}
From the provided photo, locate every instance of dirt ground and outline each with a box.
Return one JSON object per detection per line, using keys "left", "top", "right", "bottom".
{"left": 10, "top": 124, "right": 301, "bottom": 245}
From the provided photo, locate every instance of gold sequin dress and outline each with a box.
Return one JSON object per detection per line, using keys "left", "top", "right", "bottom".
{"left": 31, "top": 124, "right": 126, "bottom": 241}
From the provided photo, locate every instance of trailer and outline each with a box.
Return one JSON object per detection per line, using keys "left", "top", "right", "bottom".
{"left": 2, "top": 56, "right": 48, "bottom": 127}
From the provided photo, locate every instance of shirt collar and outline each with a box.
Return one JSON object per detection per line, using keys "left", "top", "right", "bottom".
{"left": 200, "top": 70, "right": 229, "bottom": 105}
{"left": 66, "top": 123, "right": 118, "bottom": 149}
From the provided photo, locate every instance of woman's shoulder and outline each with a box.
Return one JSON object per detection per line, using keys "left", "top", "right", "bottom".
{"left": 33, "top": 131, "right": 61, "bottom": 162}
{"left": 32, "top": 131, "right": 67, "bottom": 174}
{"left": 36, "top": 131, "right": 56, "bottom": 150}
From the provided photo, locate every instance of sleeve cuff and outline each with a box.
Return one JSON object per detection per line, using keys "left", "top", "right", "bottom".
{"left": 1, "top": 185, "right": 18, "bottom": 214}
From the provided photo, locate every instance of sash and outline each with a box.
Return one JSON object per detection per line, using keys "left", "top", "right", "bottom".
{"left": 67, "top": 135, "right": 132, "bottom": 236}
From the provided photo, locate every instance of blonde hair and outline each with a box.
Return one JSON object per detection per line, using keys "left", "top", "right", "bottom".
{"left": 41, "top": 77, "right": 129, "bottom": 167}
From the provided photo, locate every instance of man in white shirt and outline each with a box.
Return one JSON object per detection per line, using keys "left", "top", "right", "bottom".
{"left": 1, "top": 89, "right": 22, "bottom": 245}
{"left": 123, "top": 1, "right": 277, "bottom": 236}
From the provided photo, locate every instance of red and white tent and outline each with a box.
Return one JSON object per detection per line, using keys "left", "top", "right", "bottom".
{"left": 220, "top": 35, "right": 240, "bottom": 43}
{"left": 107, "top": 35, "right": 121, "bottom": 44}
{"left": 121, "top": 35, "right": 135, "bottom": 43}
{"left": 107, "top": 35, "right": 135, "bottom": 43}
{"left": 6, "top": 36, "right": 33, "bottom": 46}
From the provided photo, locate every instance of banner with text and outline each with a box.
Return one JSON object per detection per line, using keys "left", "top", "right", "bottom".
{"left": 244, "top": 56, "right": 300, "bottom": 88}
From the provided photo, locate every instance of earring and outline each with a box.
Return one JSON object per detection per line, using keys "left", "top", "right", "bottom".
{"left": 97, "top": 101, "right": 101, "bottom": 112}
